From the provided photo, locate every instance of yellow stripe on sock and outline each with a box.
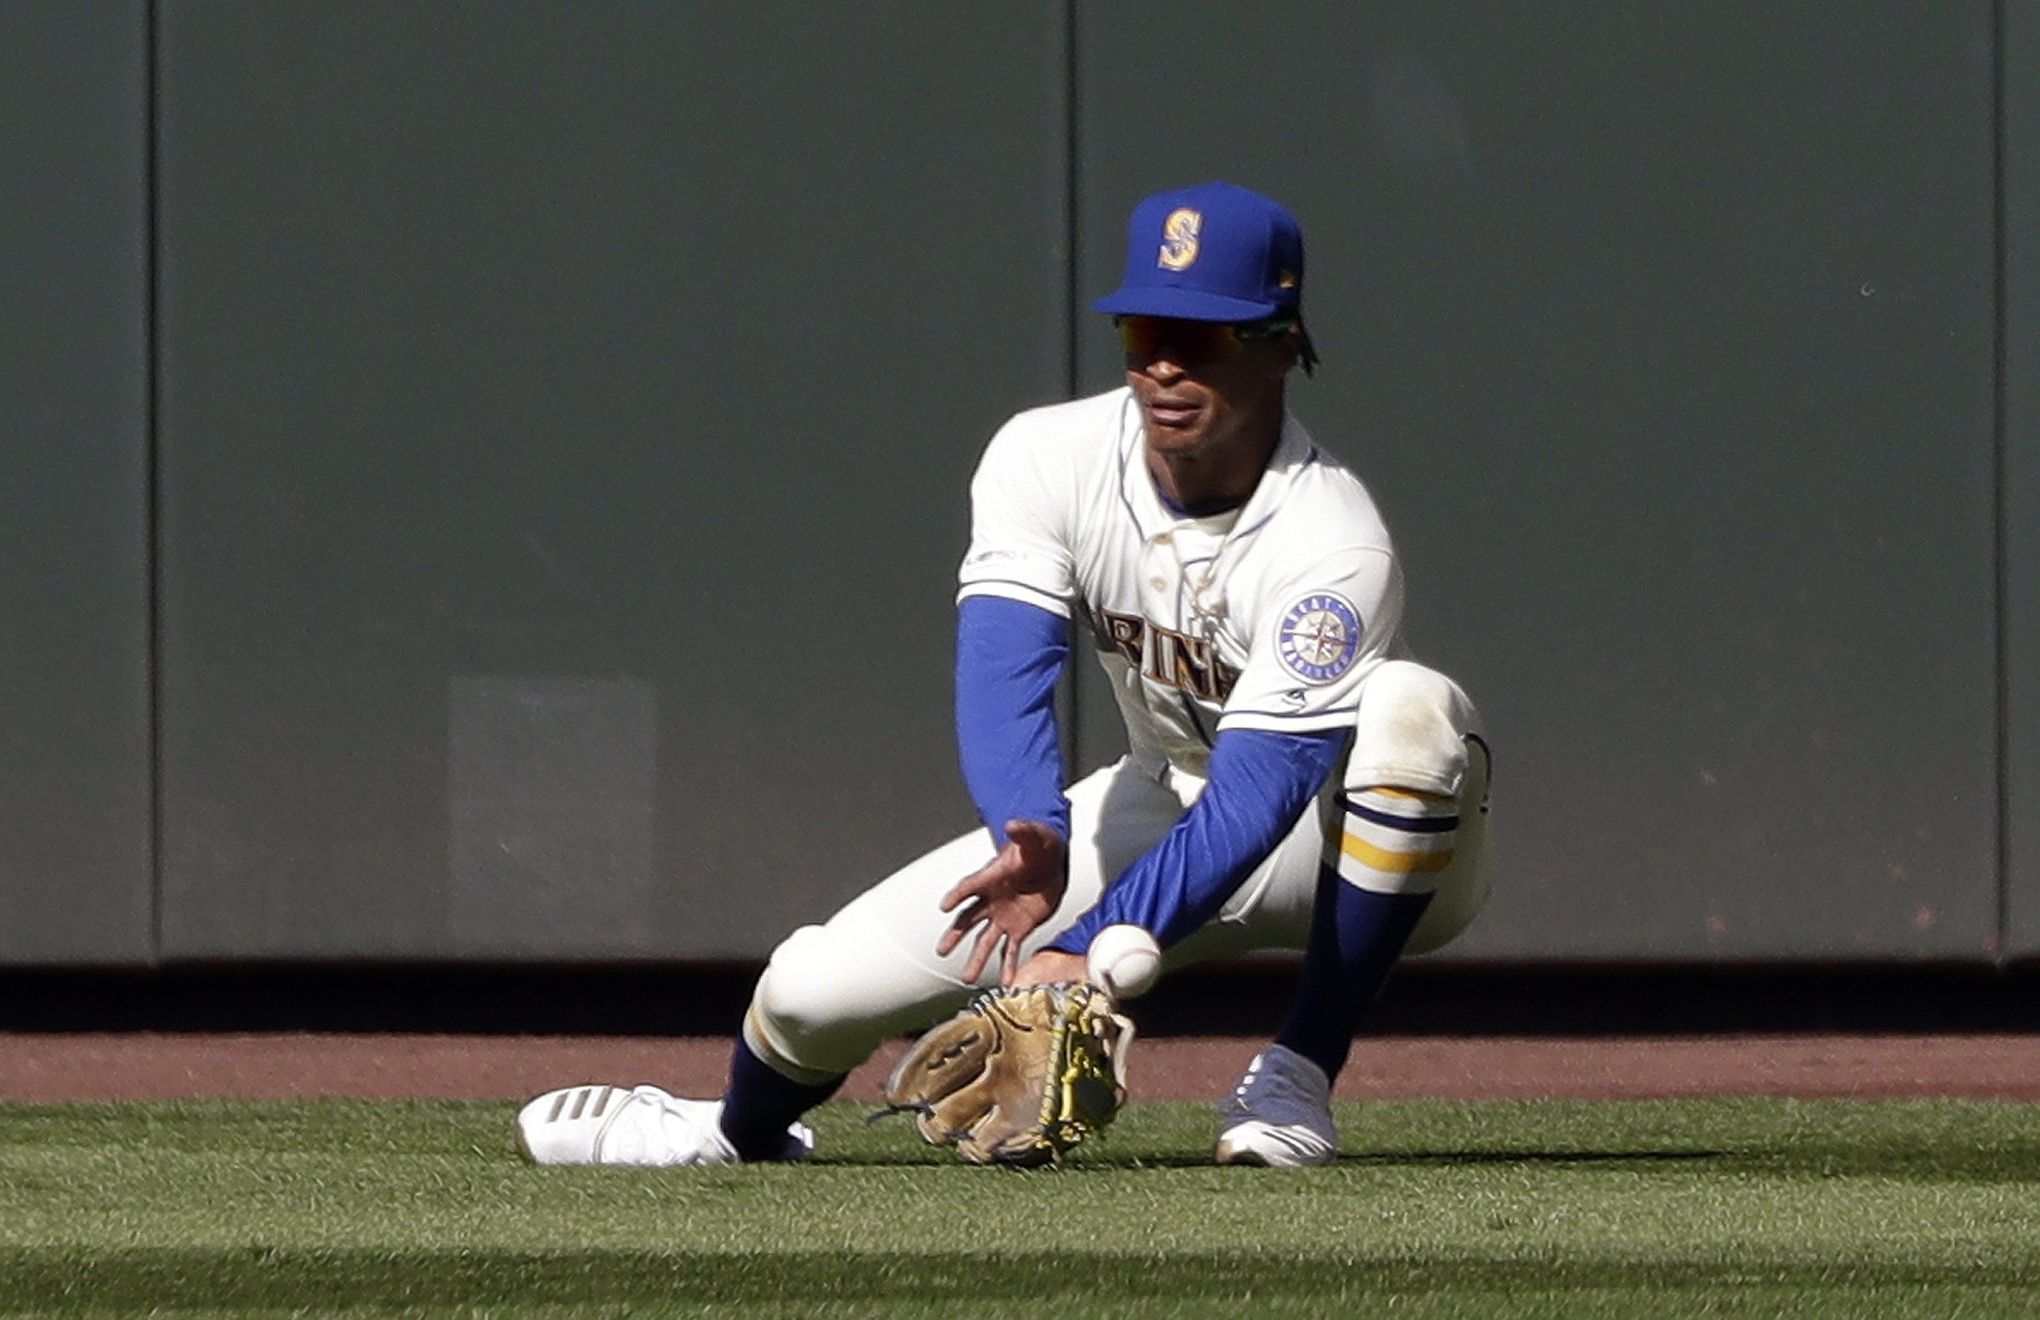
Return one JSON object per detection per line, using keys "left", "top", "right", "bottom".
{"left": 1366, "top": 785, "right": 1453, "bottom": 803}
{"left": 1341, "top": 832, "right": 1456, "bottom": 873}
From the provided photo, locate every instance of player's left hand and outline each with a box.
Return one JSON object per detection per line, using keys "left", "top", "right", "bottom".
{"left": 936, "top": 820, "right": 1068, "bottom": 987}
{"left": 880, "top": 981, "right": 1131, "bottom": 1166}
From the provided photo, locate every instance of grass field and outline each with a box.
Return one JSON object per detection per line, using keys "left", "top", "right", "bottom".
{"left": 2, "top": 1097, "right": 2037, "bottom": 1317}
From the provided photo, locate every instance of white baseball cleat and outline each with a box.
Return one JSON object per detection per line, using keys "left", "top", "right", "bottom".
{"left": 1214, "top": 1045, "right": 1338, "bottom": 1167}
{"left": 515, "top": 1084, "right": 814, "bottom": 1167}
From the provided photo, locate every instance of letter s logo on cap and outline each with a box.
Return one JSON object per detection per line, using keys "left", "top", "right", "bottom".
{"left": 1157, "top": 208, "right": 1201, "bottom": 270}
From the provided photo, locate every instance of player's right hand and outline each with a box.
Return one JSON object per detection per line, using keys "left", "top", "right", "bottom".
{"left": 935, "top": 820, "right": 1069, "bottom": 987}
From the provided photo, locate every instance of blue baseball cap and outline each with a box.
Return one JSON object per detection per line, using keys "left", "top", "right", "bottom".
{"left": 1093, "top": 181, "right": 1306, "bottom": 323}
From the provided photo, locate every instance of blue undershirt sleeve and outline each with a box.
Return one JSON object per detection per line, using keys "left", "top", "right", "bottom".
{"left": 1047, "top": 727, "right": 1347, "bottom": 953}
{"left": 955, "top": 594, "right": 1071, "bottom": 850}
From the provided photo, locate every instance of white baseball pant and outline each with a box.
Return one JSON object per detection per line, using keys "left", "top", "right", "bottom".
{"left": 743, "top": 659, "right": 1490, "bottom": 1082}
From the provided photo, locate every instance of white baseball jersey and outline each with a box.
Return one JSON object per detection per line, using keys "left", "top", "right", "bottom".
{"left": 957, "top": 386, "right": 1408, "bottom": 779}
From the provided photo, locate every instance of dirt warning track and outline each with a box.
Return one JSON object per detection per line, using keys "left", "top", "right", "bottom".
{"left": 3, "top": 1033, "right": 2035, "bottom": 1104}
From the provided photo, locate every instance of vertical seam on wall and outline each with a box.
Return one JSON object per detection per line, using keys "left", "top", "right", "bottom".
{"left": 1058, "top": 0, "right": 1084, "bottom": 781}
{"left": 144, "top": 0, "right": 163, "bottom": 967}
{"left": 1993, "top": 0, "right": 2011, "bottom": 968}
{"left": 1062, "top": 0, "right": 1079, "bottom": 403}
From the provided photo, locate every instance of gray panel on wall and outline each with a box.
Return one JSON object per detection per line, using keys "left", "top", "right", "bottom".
{"left": 157, "top": 2, "right": 1067, "bottom": 958}
{"left": 1078, "top": 3, "right": 1998, "bottom": 958}
{"left": 2008, "top": 0, "right": 2040, "bottom": 960}
{"left": 0, "top": 4, "right": 153, "bottom": 964}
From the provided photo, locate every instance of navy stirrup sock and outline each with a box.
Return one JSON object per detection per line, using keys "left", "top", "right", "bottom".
{"left": 1274, "top": 867, "right": 1433, "bottom": 1083}
{"left": 719, "top": 1038, "right": 845, "bottom": 1161}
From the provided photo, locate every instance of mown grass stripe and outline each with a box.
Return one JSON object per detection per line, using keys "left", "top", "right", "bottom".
{"left": 0, "top": 1097, "right": 2034, "bottom": 1317}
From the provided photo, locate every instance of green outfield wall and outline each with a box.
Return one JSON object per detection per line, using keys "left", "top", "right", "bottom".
{"left": 0, "top": 3, "right": 153, "bottom": 963}
{"left": 0, "top": 1, "right": 2030, "bottom": 966}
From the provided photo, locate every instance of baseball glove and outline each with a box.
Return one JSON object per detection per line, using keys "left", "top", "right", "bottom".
{"left": 879, "top": 981, "right": 1134, "bottom": 1167}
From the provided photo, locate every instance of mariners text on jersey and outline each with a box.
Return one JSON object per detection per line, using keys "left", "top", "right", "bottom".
{"left": 1094, "top": 607, "right": 1243, "bottom": 703}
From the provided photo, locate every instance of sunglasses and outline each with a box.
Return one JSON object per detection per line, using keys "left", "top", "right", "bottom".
{"left": 1114, "top": 315, "right": 1299, "bottom": 362}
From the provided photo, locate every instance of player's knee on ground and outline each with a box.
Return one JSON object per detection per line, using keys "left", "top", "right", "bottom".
{"left": 743, "top": 925, "right": 875, "bottom": 1082}
{"left": 744, "top": 922, "right": 969, "bottom": 1083}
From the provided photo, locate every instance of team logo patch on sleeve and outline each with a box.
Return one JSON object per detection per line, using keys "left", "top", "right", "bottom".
{"left": 1276, "top": 592, "right": 1362, "bottom": 684}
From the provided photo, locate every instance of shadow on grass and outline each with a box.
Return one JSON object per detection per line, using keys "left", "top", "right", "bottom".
{"left": 3, "top": 1247, "right": 2033, "bottom": 1313}
{"left": 1348, "top": 1149, "right": 1729, "bottom": 1167}
{"left": 831, "top": 1143, "right": 2040, "bottom": 1183}
{"left": 1033, "top": 1148, "right": 1729, "bottom": 1171}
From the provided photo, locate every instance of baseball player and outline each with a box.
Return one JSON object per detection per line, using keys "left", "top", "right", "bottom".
{"left": 518, "top": 181, "right": 1491, "bottom": 1168}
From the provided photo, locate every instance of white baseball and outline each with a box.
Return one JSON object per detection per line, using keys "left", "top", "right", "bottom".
{"left": 1086, "top": 924, "right": 1162, "bottom": 1001}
